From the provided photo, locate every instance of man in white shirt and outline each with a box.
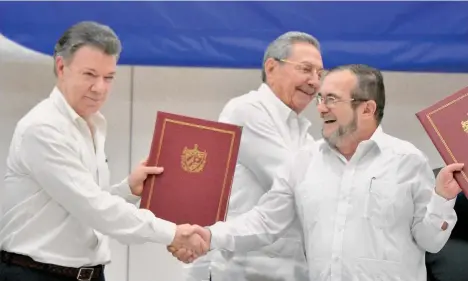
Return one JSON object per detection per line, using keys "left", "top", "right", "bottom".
{"left": 182, "top": 31, "right": 324, "bottom": 281}
{"left": 172, "top": 64, "right": 464, "bottom": 280}
{"left": 0, "top": 21, "right": 207, "bottom": 281}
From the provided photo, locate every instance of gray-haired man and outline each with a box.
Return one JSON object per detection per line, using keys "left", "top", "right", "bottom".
{"left": 182, "top": 31, "right": 324, "bottom": 281}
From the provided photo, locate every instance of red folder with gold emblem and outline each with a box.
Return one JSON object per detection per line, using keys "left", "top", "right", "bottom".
{"left": 416, "top": 86, "right": 468, "bottom": 197}
{"left": 140, "top": 111, "right": 242, "bottom": 226}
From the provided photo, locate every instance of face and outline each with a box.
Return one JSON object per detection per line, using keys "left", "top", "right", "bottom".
{"left": 265, "top": 42, "right": 323, "bottom": 113}
{"left": 55, "top": 45, "right": 117, "bottom": 118}
{"left": 316, "top": 70, "right": 360, "bottom": 148}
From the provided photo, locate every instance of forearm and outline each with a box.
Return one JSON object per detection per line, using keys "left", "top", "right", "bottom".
{"left": 110, "top": 177, "right": 140, "bottom": 205}
{"left": 22, "top": 124, "right": 176, "bottom": 245}
{"left": 412, "top": 190, "right": 457, "bottom": 253}
{"left": 209, "top": 178, "right": 296, "bottom": 253}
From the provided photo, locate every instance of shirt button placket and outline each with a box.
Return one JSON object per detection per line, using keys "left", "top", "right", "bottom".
{"left": 330, "top": 166, "right": 355, "bottom": 281}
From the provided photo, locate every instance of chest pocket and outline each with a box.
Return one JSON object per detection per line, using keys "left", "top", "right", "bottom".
{"left": 363, "top": 178, "right": 399, "bottom": 229}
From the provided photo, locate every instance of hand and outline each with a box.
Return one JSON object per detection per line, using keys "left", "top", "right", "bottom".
{"left": 128, "top": 159, "right": 164, "bottom": 196}
{"left": 167, "top": 224, "right": 211, "bottom": 263}
{"left": 435, "top": 163, "right": 465, "bottom": 200}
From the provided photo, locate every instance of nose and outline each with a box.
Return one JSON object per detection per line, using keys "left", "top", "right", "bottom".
{"left": 90, "top": 77, "right": 108, "bottom": 94}
{"left": 307, "top": 73, "right": 321, "bottom": 91}
{"left": 316, "top": 102, "right": 329, "bottom": 114}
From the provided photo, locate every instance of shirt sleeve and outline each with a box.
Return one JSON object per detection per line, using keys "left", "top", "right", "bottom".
{"left": 218, "top": 102, "right": 290, "bottom": 190}
{"left": 405, "top": 153, "right": 457, "bottom": 253}
{"left": 208, "top": 150, "right": 310, "bottom": 253}
{"left": 19, "top": 123, "right": 176, "bottom": 246}
{"left": 109, "top": 178, "right": 141, "bottom": 205}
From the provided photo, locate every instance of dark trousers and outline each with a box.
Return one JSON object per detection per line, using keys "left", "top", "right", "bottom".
{"left": 426, "top": 238, "right": 468, "bottom": 281}
{"left": 0, "top": 261, "right": 105, "bottom": 281}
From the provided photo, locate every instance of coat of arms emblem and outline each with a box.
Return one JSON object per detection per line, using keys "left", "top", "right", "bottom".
{"left": 181, "top": 144, "right": 207, "bottom": 173}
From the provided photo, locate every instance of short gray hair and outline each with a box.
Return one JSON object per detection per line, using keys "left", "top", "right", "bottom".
{"left": 53, "top": 21, "right": 122, "bottom": 76}
{"left": 262, "top": 31, "right": 320, "bottom": 82}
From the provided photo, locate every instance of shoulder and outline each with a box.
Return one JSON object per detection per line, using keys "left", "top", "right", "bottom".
{"left": 218, "top": 89, "right": 270, "bottom": 126}
{"left": 381, "top": 133, "right": 429, "bottom": 166}
{"left": 15, "top": 99, "right": 73, "bottom": 144}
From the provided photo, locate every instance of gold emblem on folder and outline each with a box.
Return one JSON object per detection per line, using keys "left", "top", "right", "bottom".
{"left": 181, "top": 144, "right": 207, "bottom": 173}
{"left": 462, "top": 120, "right": 468, "bottom": 133}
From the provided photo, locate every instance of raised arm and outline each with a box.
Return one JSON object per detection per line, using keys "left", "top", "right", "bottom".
{"left": 407, "top": 153, "right": 462, "bottom": 253}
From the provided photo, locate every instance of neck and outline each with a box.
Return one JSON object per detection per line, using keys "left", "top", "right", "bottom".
{"left": 336, "top": 125, "right": 377, "bottom": 160}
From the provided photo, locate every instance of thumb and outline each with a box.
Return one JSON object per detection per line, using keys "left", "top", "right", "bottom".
{"left": 145, "top": 166, "right": 164, "bottom": 175}
{"left": 192, "top": 225, "right": 211, "bottom": 243}
{"left": 446, "top": 163, "right": 465, "bottom": 173}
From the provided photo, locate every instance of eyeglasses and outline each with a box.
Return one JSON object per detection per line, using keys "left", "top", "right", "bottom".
{"left": 276, "top": 58, "right": 325, "bottom": 79}
{"left": 315, "top": 94, "right": 368, "bottom": 107}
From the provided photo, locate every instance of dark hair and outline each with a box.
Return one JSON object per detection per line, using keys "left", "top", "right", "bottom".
{"left": 53, "top": 21, "right": 121, "bottom": 75}
{"left": 328, "top": 64, "right": 385, "bottom": 124}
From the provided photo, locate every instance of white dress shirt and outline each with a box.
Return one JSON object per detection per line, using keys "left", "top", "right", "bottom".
{"left": 0, "top": 87, "right": 176, "bottom": 268}
{"left": 183, "top": 83, "right": 313, "bottom": 281}
{"left": 209, "top": 127, "right": 457, "bottom": 281}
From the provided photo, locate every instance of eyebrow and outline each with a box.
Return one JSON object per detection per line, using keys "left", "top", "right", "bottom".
{"left": 300, "top": 61, "right": 324, "bottom": 69}
{"left": 320, "top": 92, "right": 339, "bottom": 98}
{"left": 84, "top": 68, "right": 116, "bottom": 76}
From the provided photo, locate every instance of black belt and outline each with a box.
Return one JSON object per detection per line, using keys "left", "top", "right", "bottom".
{"left": 0, "top": 250, "right": 104, "bottom": 280}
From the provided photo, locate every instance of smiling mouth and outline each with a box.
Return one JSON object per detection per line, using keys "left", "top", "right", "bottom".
{"left": 297, "top": 88, "right": 316, "bottom": 96}
{"left": 324, "top": 120, "right": 336, "bottom": 124}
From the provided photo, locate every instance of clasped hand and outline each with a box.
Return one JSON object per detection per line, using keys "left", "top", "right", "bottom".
{"left": 167, "top": 224, "right": 211, "bottom": 263}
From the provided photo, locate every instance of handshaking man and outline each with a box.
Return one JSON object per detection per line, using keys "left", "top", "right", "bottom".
{"left": 168, "top": 64, "right": 464, "bottom": 281}
{"left": 0, "top": 21, "right": 209, "bottom": 281}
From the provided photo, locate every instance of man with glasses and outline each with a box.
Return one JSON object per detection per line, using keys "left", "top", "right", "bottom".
{"left": 174, "top": 64, "right": 463, "bottom": 281}
{"left": 182, "top": 31, "right": 323, "bottom": 281}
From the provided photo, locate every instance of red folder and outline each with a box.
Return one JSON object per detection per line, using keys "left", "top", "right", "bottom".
{"left": 416, "top": 86, "right": 468, "bottom": 197}
{"left": 140, "top": 111, "right": 242, "bottom": 226}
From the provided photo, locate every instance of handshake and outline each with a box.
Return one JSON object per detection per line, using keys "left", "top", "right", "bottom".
{"left": 166, "top": 224, "right": 212, "bottom": 263}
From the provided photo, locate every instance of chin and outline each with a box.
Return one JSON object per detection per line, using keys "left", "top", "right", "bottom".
{"left": 293, "top": 100, "right": 312, "bottom": 113}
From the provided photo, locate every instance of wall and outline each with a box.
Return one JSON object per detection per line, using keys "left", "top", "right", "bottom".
{"left": 1, "top": 59, "right": 467, "bottom": 281}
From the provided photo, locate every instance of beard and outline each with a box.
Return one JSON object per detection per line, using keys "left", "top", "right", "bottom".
{"left": 322, "top": 110, "right": 358, "bottom": 149}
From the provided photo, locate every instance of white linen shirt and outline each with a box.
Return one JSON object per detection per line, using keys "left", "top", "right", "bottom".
{"left": 0, "top": 87, "right": 176, "bottom": 268}
{"left": 209, "top": 127, "right": 457, "bottom": 281}
{"left": 183, "top": 83, "right": 313, "bottom": 281}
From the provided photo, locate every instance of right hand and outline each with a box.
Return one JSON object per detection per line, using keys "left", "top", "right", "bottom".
{"left": 167, "top": 225, "right": 211, "bottom": 263}
{"left": 435, "top": 163, "right": 465, "bottom": 200}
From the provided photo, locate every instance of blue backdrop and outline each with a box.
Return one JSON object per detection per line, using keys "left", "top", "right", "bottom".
{"left": 1, "top": 1, "right": 467, "bottom": 73}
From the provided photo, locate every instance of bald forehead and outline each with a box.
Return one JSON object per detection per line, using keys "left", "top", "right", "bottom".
{"left": 320, "top": 70, "right": 358, "bottom": 98}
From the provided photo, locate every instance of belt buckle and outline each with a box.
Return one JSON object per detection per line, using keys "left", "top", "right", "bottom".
{"left": 77, "top": 267, "right": 94, "bottom": 281}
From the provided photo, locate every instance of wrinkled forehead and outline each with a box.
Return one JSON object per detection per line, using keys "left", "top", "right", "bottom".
{"left": 288, "top": 42, "right": 324, "bottom": 69}
{"left": 319, "top": 70, "right": 357, "bottom": 98}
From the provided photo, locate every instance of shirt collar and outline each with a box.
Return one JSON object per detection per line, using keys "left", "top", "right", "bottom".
{"left": 319, "top": 125, "right": 388, "bottom": 153}
{"left": 257, "top": 83, "right": 312, "bottom": 128}
{"left": 49, "top": 86, "right": 106, "bottom": 128}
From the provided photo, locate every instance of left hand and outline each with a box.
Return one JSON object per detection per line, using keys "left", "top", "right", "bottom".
{"left": 128, "top": 159, "right": 164, "bottom": 196}
{"left": 435, "top": 163, "right": 465, "bottom": 200}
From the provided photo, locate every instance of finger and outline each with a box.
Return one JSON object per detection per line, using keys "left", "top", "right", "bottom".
{"left": 192, "top": 225, "right": 211, "bottom": 242}
{"left": 445, "top": 163, "right": 465, "bottom": 173}
{"left": 144, "top": 166, "right": 164, "bottom": 175}
{"left": 173, "top": 248, "right": 196, "bottom": 263}
{"left": 167, "top": 245, "right": 177, "bottom": 253}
